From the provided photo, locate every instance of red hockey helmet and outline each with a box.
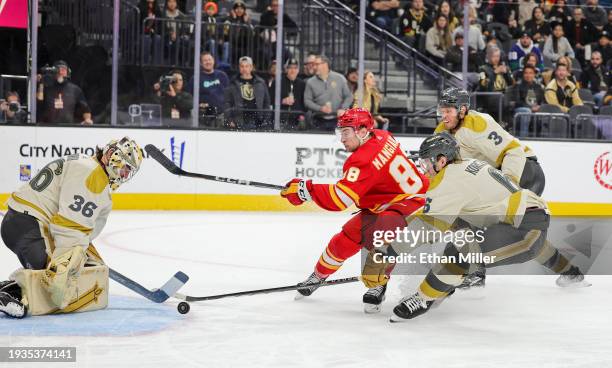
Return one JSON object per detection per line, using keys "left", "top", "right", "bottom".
{"left": 337, "top": 108, "right": 374, "bottom": 131}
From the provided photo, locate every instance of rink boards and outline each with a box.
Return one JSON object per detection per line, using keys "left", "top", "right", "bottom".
{"left": 0, "top": 125, "right": 611, "bottom": 215}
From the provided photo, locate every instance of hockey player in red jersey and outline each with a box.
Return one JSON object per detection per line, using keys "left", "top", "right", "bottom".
{"left": 281, "top": 108, "right": 429, "bottom": 312}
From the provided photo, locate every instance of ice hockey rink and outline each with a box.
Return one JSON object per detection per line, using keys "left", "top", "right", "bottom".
{"left": 1, "top": 210, "right": 611, "bottom": 368}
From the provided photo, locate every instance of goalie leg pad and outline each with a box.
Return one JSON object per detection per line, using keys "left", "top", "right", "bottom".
{"left": 12, "top": 265, "right": 109, "bottom": 316}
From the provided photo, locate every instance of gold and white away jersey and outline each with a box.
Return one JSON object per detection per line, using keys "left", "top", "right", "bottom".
{"left": 8, "top": 154, "right": 112, "bottom": 252}
{"left": 420, "top": 159, "right": 547, "bottom": 230}
{"left": 434, "top": 111, "right": 535, "bottom": 184}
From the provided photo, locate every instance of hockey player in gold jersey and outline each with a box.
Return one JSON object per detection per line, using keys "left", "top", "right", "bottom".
{"left": 435, "top": 87, "right": 548, "bottom": 287}
{"left": 380, "top": 133, "right": 589, "bottom": 321}
{"left": 0, "top": 137, "right": 143, "bottom": 318}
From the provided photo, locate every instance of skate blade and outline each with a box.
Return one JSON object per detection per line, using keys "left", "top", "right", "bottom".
{"left": 294, "top": 292, "right": 307, "bottom": 300}
{"left": 557, "top": 279, "right": 592, "bottom": 288}
{"left": 389, "top": 313, "right": 407, "bottom": 323}
{"left": 363, "top": 303, "right": 382, "bottom": 314}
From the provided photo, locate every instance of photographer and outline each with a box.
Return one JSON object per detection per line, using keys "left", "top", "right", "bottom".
{"left": 153, "top": 70, "right": 192, "bottom": 122}
{"left": 0, "top": 92, "right": 27, "bottom": 124}
{"left": 37, "top": 60, "right": 93, "bottom": 125}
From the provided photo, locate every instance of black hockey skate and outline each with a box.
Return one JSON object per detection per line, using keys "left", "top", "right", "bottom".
{"left": 363, "top": 285, "right": 386, "bottom": 314}
{"left": 457, "top": 264, "right": 486, "bottom": 290}
{"left": 295, "top": 272, "right": 326, "bottom": 300}
{"left": 556, "top": 266, "right": 591, "bottom": 288}
{"left": 390, "top": 293, "right": 433, "bottom": 322}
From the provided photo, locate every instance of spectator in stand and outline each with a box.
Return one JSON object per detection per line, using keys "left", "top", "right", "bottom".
{"left": 543, "top": 22, "right": 574, "bottom": 66}
{"left": 524, "top": 6, "right": 551, "bottom": 44}
{"left": 224, "top": 56, "right": 271, "bottom": 129}
{"left": 37, "top": 60, "right": 92, "bottom": 125}
{"left": 367, "top": 0, "right": 401, "bottom": 32}
{"left": 139, "top": 0, "right": 163, "bottom": 64}
{"left": 345, "top": 67, "right": 359, "bottom": 94}
{"left": 153, "top": 70, "right": 192, "bottom": 122}
{"left": 580, "top": 51, "right": 611, "bottom": 106}
{"left": 565, "top": 7, "right": 598, "bottom": 66}
{"left": 592, "top": 31, "right": 612, "bottom": 66}
{"left": 478, "top": 46, "right": 514, "bottom": 117}
{"left": 452, "top": 9, "right": 485, "bottom": 52}
{"left": 266, "top": 60, "right": 277, "bottom": 97}
{"left": 437, "top": 1, "right": 459, "bottom": 33}
{"left": 542, "top": 56, "right": 577, "bottom": 85}
{"left": 304, "top": 55, "right": 353, "bottom": 130}
{"left": 202, "top": 1, "right": 223, "bottom": 63}
{"left": 300, "top": 53, "right": 318, "bottom": 80}
{"left": 270, "top": 58, "right": 306, "bottom": 129}
{"left": 163, "top": 0, "right": 188, "bottom": 64}
{"left": 508, "top": 32, "right": 544, "bottom": 72}
{"left": 518, "top": 0, "right": 538, "bottom": 27}
{"left": 513, "top": 51, "right": 544, "bottom": 82}
{"left": 425, "top": 14, "right": 452, "bottom": 65}
{"left": 605, "top": 10, "right": 612, "bottom": 36}
{"left": 512, "top": 65, "right": 545, "bottom": 136}
{"left": 547, "top": 0, "right": 572, "bottom": 30}
{"left": 507, "top": 8, "right": 523, "bottom": 39}
{"left": 259, "top": 0, "right": 299, "bottom": 66}
{"left": 397, "top": 0, "right": 432, "bottom": 49}
{"left": 353, "top": 71, "right": 389, "bottom": 129}
{"left": 544, "top": 63, "right": 583, "bottom": 112}
{"left": 445, "top": 32, "right": 481, "bottom": 72}
{"left": 187, "top": 52, "right": 230, "bottom": 125}
{"left": 0, "top": 92, "right": 26, "bottom": 124}
{"left": 583, "top": 0, "right": 607, "bottom": 30}
{"left": 223, "top": 1, "right": 254, "bottom": 65}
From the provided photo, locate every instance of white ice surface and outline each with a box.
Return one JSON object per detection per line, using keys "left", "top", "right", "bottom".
{"left": 1, "top": 211, "right": 611, "bottom": 368}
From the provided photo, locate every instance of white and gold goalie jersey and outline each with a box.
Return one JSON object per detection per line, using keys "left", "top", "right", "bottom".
{"left": 420, "top": 159, "right": 547, "bottom": 230}
{"left": 7, "top": 154, "right": 112, "bottom": 253}
{"left": 434, "top": 111, "right": 535, "bottom": 184}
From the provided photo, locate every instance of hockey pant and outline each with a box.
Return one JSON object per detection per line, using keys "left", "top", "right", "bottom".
{"left": 314, "top": 198, "right": 424, "bottom": 279}
{"left": 419, "top": 209, "right": 574, "bottom": 300}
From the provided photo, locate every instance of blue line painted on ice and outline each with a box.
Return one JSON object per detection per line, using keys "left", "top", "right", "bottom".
{"left": 0, "top": 295, "right": 183, "bottom": 336}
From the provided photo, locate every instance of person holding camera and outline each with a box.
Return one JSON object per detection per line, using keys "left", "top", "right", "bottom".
{"left": 37, "top": 60, "right": 93, "bottom": 125}
{"left": 153, "top": 70, "right": 193, "bottom": 122}
{"left": 0, "top": 92, "right": 27, "bottom": 124}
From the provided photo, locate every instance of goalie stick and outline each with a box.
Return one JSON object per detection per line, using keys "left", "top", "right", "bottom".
{"left": 145, "top": 144, "right": 284, "bottom": 190}
{"left": 173, "top": 276, "right": 358, "bottom": 302}
{"left": 109, "top": 268, "right": 189, "bottom": 303}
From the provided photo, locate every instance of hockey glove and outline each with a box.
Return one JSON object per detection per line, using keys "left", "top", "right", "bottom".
{"left": 360, "top": 249, "right": 393, "bottom": 288}
{"left": 280, "top": 179, "right": 312, "bottom": 206}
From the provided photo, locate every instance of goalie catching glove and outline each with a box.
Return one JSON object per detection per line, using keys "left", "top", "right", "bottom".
{"left": 280, "top": 179, "right": 312, "bottom": 206}
{"left": 41, "top": 246, "right": 87, "bottom": 309}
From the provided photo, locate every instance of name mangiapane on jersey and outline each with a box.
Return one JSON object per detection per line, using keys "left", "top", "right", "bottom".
{"left": 372, "top": 135, "right": 400, "bottom": 170}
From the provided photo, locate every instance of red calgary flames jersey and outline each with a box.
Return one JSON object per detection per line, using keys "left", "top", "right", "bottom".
{"left": 309, "top": 130, "right": 429, "bottom": 212}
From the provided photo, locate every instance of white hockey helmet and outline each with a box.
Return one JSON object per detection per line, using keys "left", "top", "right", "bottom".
{"left": 102, "top": 137, "right": 143, "bottom": 190}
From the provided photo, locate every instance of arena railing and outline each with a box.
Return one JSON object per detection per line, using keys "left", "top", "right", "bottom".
{"left": 299, "top": 0, "right": 464, "bottom": 111}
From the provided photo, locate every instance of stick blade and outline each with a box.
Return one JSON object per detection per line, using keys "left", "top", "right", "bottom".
{"left": 145, "top": 144, "right": 182, "bottom": 175}
{"left": 158, "top": 271, "right": 189, "bottom": 299}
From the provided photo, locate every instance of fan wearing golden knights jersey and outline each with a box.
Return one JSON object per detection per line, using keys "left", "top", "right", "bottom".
{"left": 435, "top": 87, "right": 547, "bottom": 288}
{"left": 0, "top": 137, "right": 143, "bottom": 318}
{"left": 386, "top": 133, "right": 589, "bottom": 322}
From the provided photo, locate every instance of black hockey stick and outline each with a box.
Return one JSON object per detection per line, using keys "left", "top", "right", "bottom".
{"left": 145, "top": 144, "right": 284, "bottom": 190}
{"left": 173, "top": 276, "right": 359, "bottom": 302}
{"left": 109, "top": 268, "right": 189, "bottom": 303}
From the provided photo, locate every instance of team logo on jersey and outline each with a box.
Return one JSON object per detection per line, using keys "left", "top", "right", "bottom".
{"left": 170, "top": 137, "right": 186, "bottom": 169}
{"left": 594, "top": 151, "right": 612, "bottom": 190}
{"left": 19, "top": 164, "right": 31, "bottom": 181}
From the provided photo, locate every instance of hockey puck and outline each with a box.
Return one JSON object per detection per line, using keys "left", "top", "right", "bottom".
{"left": 177, "top": 302, "right": 190, "bottom": 314}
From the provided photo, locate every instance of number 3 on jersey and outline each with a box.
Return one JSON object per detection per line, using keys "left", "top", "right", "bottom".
{"left": 389, "top": 156, "right": 423, "bottom": 194}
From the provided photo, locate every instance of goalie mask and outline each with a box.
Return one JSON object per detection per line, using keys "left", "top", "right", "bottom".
{"left": 102, "top": 137, "right": 143, "bottom": 190}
